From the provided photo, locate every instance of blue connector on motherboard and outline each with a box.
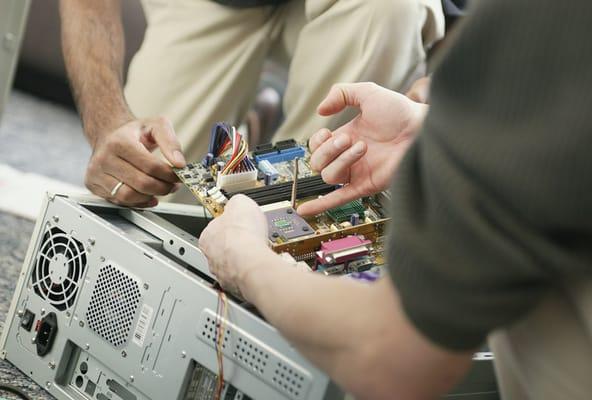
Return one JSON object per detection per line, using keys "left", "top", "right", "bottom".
{"left": 254, "top": 146, "right": 306, "bottom": 164}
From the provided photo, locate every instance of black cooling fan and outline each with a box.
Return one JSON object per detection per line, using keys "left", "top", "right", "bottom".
{"left": 31, "top": 227, "right": 87, "bottom": 311}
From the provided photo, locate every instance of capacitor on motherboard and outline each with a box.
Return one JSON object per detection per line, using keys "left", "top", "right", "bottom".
{"left": 264, "top": 172, "right": 273, "bottom": 186}
{"left": 350, "top": 213, "right": 360, "bottom": 226}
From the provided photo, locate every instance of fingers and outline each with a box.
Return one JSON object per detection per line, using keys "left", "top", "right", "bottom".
{"left": 309, "top": 133, "right": 352, "bottom": 172}
{"left": 317, "top": 82, "right": 378, "bottom": 116}
{"left": 86, "top": 172, "right": 157, "bottom": 208}
{"left": 320, "top": 141, "right": 367, "bottom": 184}
{"left": 297, "top": 185, "right": 362, "bottom": 216}
{"left": 102, "top": 121, "right": 179, "bottom": 184}
{"left": 142, "top": 117, "right": 186, "bottom": 168}
{"left": 103, "top": 156, "right": 176, "bottom": 196}
{"left": 226, "top": 193, "right": 258, "bottom": 210}
{"left": 308, "top": 128, "right": 332, "bottom": 153}
{"left": 198, "top": 216, "right": 221, "bottom": 257}
{"left": 117, "top": 141, "right": 179, "bottom": 184}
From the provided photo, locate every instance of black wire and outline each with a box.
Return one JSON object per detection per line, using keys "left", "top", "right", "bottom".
{"left": 0, "top": 383, "right": 33, "bottom": 400}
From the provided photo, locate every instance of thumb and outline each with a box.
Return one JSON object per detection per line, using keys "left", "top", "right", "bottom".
{"left": 317, "top": 82, "right": 377, "bottom": 116}
{"left": 143, "top": 117, "right": 186, "bottom": 168}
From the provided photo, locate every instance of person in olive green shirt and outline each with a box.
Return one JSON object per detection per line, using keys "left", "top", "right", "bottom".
{"left": 199, "top": 0, "right": 592, "bottom": 398}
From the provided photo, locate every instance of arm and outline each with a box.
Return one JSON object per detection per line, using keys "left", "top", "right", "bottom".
{"left": 60, "top": 0, "right": 185, "bottom": 207}
{"left": 199, "top": 196, "right": 473, "bottom": 400}
{"left": 60, "top": 0, "right": 131, "bottom": 145}
{"left": 244, "top": 253, "right": 473, "bottom": 400}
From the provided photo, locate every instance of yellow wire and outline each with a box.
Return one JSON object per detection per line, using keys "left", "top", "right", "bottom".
{"left": 214, "top": 291, "right": 228, "bottom": 399}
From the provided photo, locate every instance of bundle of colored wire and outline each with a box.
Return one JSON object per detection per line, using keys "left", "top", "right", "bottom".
{"left": 209, "top": 123, "right": 233, "bottom": 156}
{"left": 220, "top": 127, "right": 255, "bottom": 175}
{"left": 208, "top": 123, "right": 255, "bottom": 176}
{"left": 214, "top": 290, "right": 229, "bottom": 400}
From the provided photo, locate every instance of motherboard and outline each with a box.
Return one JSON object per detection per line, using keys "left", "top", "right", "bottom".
{"left": 174, "top": 123, "right": 389, "bottom": 278}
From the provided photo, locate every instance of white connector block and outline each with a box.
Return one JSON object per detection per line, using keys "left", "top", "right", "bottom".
{"left": 216, "top": 169, "right": 258, "bottom": 191}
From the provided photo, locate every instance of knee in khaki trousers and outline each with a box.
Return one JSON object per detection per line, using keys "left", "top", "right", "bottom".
{"left": 489, "top": 278, "right": 592, "bottom": 400}
{"left": 124, "top": 0, "right": 444, "bottom": 203}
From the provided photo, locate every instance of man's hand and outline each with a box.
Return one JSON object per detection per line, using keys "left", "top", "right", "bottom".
{"left": 199, "top": 195, "right": 272, "bottom": 296}
{"left": 298, "top": 83, "right": 428, "bottom": 216}
{"left": 85, "top": 117, "right": 186, "bottom": 207}
{"left": 60, "top": 1, "right": 186, "bottom": 207}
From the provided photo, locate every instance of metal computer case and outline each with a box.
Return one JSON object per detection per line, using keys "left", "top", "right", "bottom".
{"left": 0, "top": 193, "right": 339, "bottom": 400}
{"left": 0, "top": 193, "right": 498, "bottom": 400}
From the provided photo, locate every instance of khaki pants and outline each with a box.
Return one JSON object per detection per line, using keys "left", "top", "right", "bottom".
{"left": 489, "top": 279, "right": 592, "bottom": 400}
{"left": 124, "top": 0, "right": 444, "bottom": 203}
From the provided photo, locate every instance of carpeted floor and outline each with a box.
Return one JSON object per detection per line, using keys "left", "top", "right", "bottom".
{"left": 0, "top": 213, "right": 53, "bottom": 400}
{"left": 0, "top": 90, "right": 88, "bottom": 186}
{"left": 0, "top": 90, "right": 86, "bottom": 399}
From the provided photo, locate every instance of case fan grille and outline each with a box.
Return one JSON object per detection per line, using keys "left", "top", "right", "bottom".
{"left": 31, "top": 227, "right": 87, "bottom": 311}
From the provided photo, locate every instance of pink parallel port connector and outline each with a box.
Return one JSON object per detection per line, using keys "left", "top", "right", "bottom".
{"left": 316, "top": 235, "right": 372, "bottom": 265}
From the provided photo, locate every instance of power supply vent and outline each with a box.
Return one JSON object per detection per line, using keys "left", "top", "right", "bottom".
{"left": 86, "top": 264, "right": 141, "bottom": 347}
{"left": 199, "top": 310, "right": 311, "bottom": 400}
{"left": 31, "top": 227, "right": 87, "bottom": 311}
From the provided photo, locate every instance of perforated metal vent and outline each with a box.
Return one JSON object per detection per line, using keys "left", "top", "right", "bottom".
{"left": 273, "top": 361, "right": 306, "bottom": 398}
{"left": 201, "top": 315, "right": 269, "bottom": 376}
{"left": 199, "top": 310, "right": 311, "bottom": 400}
{"left": 31, "top": 227, "right": 87, "bottom": 311}
{"left": 86, "top": 264, "right": 141, "bottom": 347}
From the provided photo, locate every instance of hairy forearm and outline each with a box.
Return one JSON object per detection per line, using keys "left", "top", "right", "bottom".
{"left": 60, "top": 0, "right": 133, "bottom": 146}
{"left": 239, "top": 250, "right": 473, "bottom": 399}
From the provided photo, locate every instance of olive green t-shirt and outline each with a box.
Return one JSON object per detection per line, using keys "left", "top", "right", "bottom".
{"left": 388, "top": 0, "right": 592, "bottom": 350}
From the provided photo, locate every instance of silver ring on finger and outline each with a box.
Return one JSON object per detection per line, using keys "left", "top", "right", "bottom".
{"left": 110, "top": 181, "right": 125, "bottom": 197}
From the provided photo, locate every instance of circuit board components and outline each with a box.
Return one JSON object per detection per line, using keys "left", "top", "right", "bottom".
{"left": 314, "top": 235, "right": 376, "bottom": 275}
{"left": 326, "top": 200, "right": 366, "bottom": 223}
{"left": 174, "top": 122, "right": 390, "bottom": 276}
{"left": 263, "top": 202, "right": 314, "bottom": 242}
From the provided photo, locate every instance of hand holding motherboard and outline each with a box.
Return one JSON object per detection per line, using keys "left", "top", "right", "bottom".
{"left": 85, "top": 117, "right": 185, "bottom": 207}
{"left": 297, "top": 83, "right": 429, "bottom": 216}
{"left": 199, "top": 194, "right": 270, "bottom": 295}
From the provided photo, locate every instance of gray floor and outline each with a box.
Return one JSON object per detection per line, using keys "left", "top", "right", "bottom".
{"left": 0, "top": 90, "right": 89, "bottom": 186}
{"left": 0, "top": 91, "right": 87, "bottom": 399}
{"left": 0, "top": 213, "right": 53, "bottom": 400}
